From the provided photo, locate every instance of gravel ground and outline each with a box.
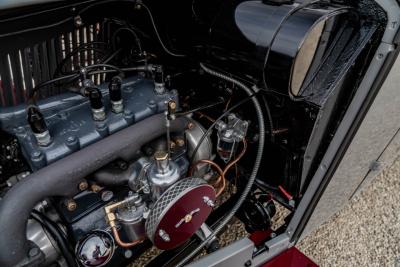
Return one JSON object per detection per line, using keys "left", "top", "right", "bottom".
{"left": 298, "top": 157, "right": 400, "bottom": 267}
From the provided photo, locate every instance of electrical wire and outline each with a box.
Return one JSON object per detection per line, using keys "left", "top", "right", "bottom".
{"left": 53, "top": 41, "right": 110, "bottom": 77}
{"left": 175, "top": 97, "right": 225, "bottom": 117}
{"left": 0, "top": 17, "right": 72, "bottom": 38}
{"left": 77, "top": 0, "right": 186, "bottom": 57}
{"left": 222, "top": 139, "right": 247, "bottom": 178}
{"left": 189, "top": 160, "right": 225, "bottom": 197}
{"left": 29, "top": 63, "right": 126, "bottom": 104}
{"left": 262, "top": 0, "right": 321, "bottom": 100}
{"left": 139, "top": 3, "right": 187, "bottom": 57}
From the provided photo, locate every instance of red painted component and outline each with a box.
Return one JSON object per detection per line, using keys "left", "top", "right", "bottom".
{"left": 153, "top": 184, "right": 216, "bottom": 250}
{"left": 249, "top": 230, "right": 272, "bottom": 246}
{"left": 262, "top": 247, "right": 318, "bottom": 267}
{"left": 278, "top": 185, "right": 293, "bottom": 201}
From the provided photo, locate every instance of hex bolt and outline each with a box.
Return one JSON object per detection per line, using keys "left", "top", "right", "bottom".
{"left": 175, "top": 138, "right": 185, "bottom": 147}
{"left": 101, "top": 190, "right": 114, "bottom": 202}
{"left": 124, "top": 249, "right": 133, "bottom": 259}
{"left": 78, "top": 181, "right": 89, "bottom": 191}
{"left": 168, "top": 101, "right": 177, "bottom": 111}
{"left": 244, "top": 260, "right": 252, "bottom": 267}
{"left": 187, "top": 122, "right": 195, "bottom": 130}
{"left": 91, "top": 184, "right": 102, "bottom": 193}
{"left": 74, "top": 15, "right": 83, "bottom": 27}
{"left": 66, "top": 199, "right": 77, "bottom": 211}
{"left": 30, "top": 151, "right": 42, "bottom": 161}
{"left": 170, "top": 141, "right": 176, "bottom": 150}
{"left": 28, "top": 247, "right": 40, "bottom": 258}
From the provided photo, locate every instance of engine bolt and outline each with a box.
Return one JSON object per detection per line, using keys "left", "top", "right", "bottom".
{"left": 29, "top": 247, "right": 40, "bottom": 258}
{"left": 176, "top": 138, "right": 185, "bottom": 147}
{"left": 91, "top": 184, "right": 102, "bottom": 193}
{"left": 78, "top": 181, "right": 88, "bottom": 191}
{"left": 101, "top": 190, "right": 114, "bottom": 202}
{"left": 168, "top": 101, "right": 177, "bottom": 111}
{"left": 187, "top": 122, "right": 195, "bottom": 130}
{"left": 170, "top": 141, "right": 176, "bottom": 149}
{"left": 66, "top": 199, "right": 77, "bottom": 211}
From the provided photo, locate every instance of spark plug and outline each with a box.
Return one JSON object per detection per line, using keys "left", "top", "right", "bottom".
{"left": 108, "top": 76, "right": 124, "bottom": 113}
{"left": 27, "top": 106, "right": 52, "bottom": 146}
{"left": 154, "top": 65, "right": 166, "bottom": 95}
{"left": 88, "top": 88, "right": 106, "bottom": 121}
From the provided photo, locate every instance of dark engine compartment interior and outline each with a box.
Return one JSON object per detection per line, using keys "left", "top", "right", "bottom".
{"left": 0, "top": 0, "right": 388, "bottom": 266}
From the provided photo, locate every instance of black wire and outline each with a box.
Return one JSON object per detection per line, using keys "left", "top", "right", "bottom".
{"left": 262, "top": 94, "right": 275, "bottom": 142}
{"left": 54, "top": 42, "right": 110, "bottom": 77}
{"left": 31, "top": 64, "right": 122, "bottom": 97}
{"left": 189, "top": 91, "right": 261, "bottom": 164}
{"left": 262, "top": 0, "right": 320, "bottom": 99}
{"left": 0, "top": 17, "right": 72, "bottom": 38}
{"left": 139, "top": 3, "right": 187, "bottom": 57}
{"left": 102, "top": 48, "right": 123, "bottom": 64}
{"left": 175, "top": 97, "right": 225, "bottom": 117}
{"left": 111, "top": 27, "right": 143, "bottom": 53}
{"left": 30, "top": 211, "right": 77, "bottom": 267}
{"left": 28, "top": 73, "right": 80, "bottom": 104}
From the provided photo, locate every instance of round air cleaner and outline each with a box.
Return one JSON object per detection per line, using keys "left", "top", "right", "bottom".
{"left": 145, "top": 177, "right": 216, "bottom": 250}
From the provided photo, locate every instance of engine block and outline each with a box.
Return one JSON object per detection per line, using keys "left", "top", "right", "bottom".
{"left": 0, "top": 76, "right": 179, "bottom": 170}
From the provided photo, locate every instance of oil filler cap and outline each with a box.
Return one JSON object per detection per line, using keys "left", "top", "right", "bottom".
{"left": 145, "top": 178, "right": 216, "bottom": 250}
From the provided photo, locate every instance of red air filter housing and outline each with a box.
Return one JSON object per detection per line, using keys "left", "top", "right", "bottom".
{"left": 145, "top": 178, "right": 216, "bottom": 250}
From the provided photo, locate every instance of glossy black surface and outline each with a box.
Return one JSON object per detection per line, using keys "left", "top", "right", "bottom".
{"left": 191, "top": 0, "right": 354, "bottom": 94}
{"left": 76, "top": 230, "right": 115, "bottom": 267}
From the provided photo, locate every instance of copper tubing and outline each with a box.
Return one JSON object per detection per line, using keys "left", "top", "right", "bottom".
{"left": 189, "top": 139, "right": 247, "bottom": 198}
{"left": 217, "top": 139, "right": 247, "bottom": 196}
{"left": 195, "top": 112, "right": 216, "bottom": 123}
{"left": 189, "top": 159, "right": 225, "bottom": 197}
{"left": 223, "top": 139, "right": 247, "bottom": 177}
{"left": 111, "top": 227, "right": 145, "bottom": 248}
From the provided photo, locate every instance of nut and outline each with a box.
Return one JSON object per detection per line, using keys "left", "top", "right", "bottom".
{"left": 78, "top": 181, "right": 88, "bottom": 191}
{"left": 175, "top": 138, "right": 185, "bottom": 147}
{"left": 170, "top": 141, "right": 176, "bottom": 149}
{"left": 168, "top": 101, "right": 177, "bottom": 110}
{"left": 187, "top": 122, "right": 195, "bottom": 130}
{"left": 91, "top": 184, "right": 102, "bottom": 193}
{"left": 66, "top": 199, "right": 77, "bottom": 211}
{"left": 154, "top": 151, "right": 168, "bottom": 161}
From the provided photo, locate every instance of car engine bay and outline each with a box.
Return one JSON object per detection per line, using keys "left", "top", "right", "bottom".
{"left": 0, "top": 0, "right": 388, "bottom": 266}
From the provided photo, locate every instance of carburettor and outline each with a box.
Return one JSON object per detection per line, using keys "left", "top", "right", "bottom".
{"left": 102, "top": 149, "right": 216, "bottom": 251}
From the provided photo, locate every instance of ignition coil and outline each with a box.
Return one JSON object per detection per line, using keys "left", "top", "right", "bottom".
{"left": 108, "top": 76, "right": 124, "bottom": 113}
{"left": 27, "top": 106, "right": 52, "bottom": 146}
